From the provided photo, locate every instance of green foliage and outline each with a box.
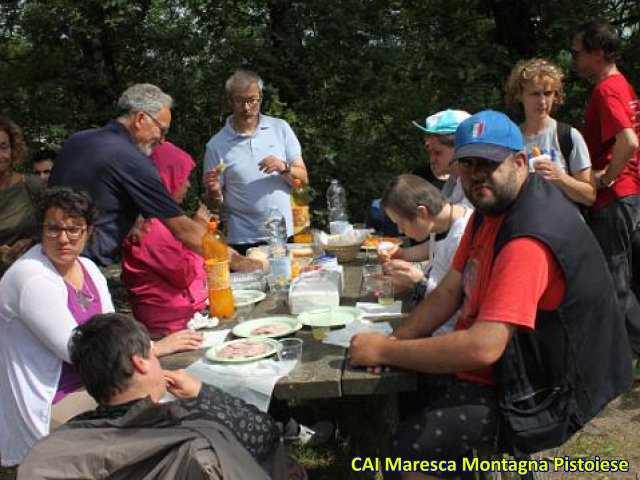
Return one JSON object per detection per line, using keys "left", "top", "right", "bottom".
{"left": 1, "top": 0, "right": 639, "bottom": 223}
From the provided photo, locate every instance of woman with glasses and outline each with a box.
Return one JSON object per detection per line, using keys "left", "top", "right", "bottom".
{"left": 0, "top": 116, "right": 46, "bottom": 275}
{"left": 505, "top": 58, "right": 595, "bottom": 206}
{"left": 0, "top": 187, "right": 202, "bottom": 468}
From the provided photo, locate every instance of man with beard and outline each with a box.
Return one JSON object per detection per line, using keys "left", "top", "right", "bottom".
{"left": 50, "top": 84, "right": 205, "bottom": 267}
{"left": 350, "top": 110, "right": 630, "bottom": 480}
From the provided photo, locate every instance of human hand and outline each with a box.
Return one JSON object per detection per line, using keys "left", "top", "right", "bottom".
{"left": 228, "top": 247, "right": 267, "bottom": 272}
{"left": 163, "top": 369, "right": 202, "bottom": 399}
{"left": 193, "top": 202, "right": 212, "bottom": 227}
{"left": 2, "top": 238, "right": 32, "bottom": 264}
{"left": 127, "top": 216, "right": 152, "bottom": 243}
{"left": 532, "top": 156, "right": 563, "bottom": 182}
{"left": 349, "top": 332, "right": 389, "bottom": 367}
{"left": 377, "top": 244, "right": 400, "bottom": 263}
{"left": 154, "top": 329, "right": 204, "bottom": 356}
{"left": 203, "top": 169, "right": 222, "bottom": 195}
{"left": 258, "top": 155, "right": 287, "bottom": 174}
{"left": 382, "top": 259, "right": 424, "bottom": 289}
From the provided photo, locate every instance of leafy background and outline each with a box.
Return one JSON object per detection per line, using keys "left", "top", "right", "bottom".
{"left": 2, "top": 0, "right": 639, "bottom": 226}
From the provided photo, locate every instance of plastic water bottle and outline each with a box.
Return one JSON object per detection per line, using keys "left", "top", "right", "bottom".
{"left": 326, "top": 179, "right": 349, "bottom": 234}
{"left": 266, "top": 205, "right": 287, "bottom": 246}
{"left": 265, "top": 206, "right": 290, "bottom": 291}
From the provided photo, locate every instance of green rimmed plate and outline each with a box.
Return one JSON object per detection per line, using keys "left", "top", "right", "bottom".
{"left": 232, "top": 316, "right": 302, "bottom": 339}
{"left": 298, "top": 306, "right": 364, "bottom": 328}
{"left": 205, "top": 337, "right": 280, "bottom": 363}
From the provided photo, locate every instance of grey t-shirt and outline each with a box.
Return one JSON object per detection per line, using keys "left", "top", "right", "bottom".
{"left": 521, "top": 119, "right": 591, "bottom": 174}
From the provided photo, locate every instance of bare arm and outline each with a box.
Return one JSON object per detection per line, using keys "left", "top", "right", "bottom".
{"left": 258, "top": 155, "right": 309, "bottom": 185}
{"left": 350, "top": 320, "right": 515, "bottom": 373}
{"left": 161, "top": 215, "right": 206, "bottom": 256}
{"left": 596, "top": 128, "right": 639, "bottom": 186}
{"left": 393, "top": 268, "right": 463, "bottom": 340}
{"left": 533, "top": 160, "right": 596, "bottom": 206}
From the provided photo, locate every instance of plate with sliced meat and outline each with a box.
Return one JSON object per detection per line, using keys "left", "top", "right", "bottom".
{"left": 205, "top": 337, "right": 281, "bottom": 363}
{"left": 231, "top": 316, "right": 302, "bottom": 339}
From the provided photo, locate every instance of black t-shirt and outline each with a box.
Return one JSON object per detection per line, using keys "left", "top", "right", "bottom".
{"left": 50, "top": 121, "right": 183, "bottom": 266}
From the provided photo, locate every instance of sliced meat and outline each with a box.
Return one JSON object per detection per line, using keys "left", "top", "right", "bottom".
{"left": 251, "top": 324, "right": 289, "bottom": 336}
{"left": 218, "top": 341, "right": 272, "bottom": 359}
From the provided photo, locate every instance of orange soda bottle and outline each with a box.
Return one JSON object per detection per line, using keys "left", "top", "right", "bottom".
{"left": 291, "top": 178, "right": 312, "bottom": 243}
{"left": 202, "top": 220, "right": 235, "bottom": 320}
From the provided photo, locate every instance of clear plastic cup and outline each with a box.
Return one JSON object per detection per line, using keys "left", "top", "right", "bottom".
{"left": 277, "top": 338, "right": 304, "bottom": 364}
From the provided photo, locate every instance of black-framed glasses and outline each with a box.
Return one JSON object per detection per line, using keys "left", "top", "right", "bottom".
{"left": 43, "top": 224, "right": 87, "bottom": 240}
{"left": 141, "top": 110, "right": 169, "bottom": 138}
{"left": 232, "top": 96, "right": 261, "bottom": 106}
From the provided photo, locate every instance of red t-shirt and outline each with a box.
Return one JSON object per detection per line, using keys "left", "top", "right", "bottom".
{"left": 451, "top": 214, "right": 566, "bottom": 384}
{"left": 581, "top": 73, "right": 640, "bottom": 209}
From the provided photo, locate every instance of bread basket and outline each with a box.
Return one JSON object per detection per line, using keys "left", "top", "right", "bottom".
{"left": 322, "top": 243, "right": 362, "bottom": 263}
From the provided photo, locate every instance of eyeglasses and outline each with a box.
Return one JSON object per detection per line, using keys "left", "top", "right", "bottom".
{"left": 141, "top": 110, "right": 169, "bottom": 138}
{"left": 232, "top": 97, "right": 261, "bottom": 106}
{"left": 43, "top": 224, "right": 87, "bottom": 240}
{"left": 522, "top": 63, "right": 558, "bottom": 80}
{"left": 457, "top": 157, "right": 503, "bottom": 173}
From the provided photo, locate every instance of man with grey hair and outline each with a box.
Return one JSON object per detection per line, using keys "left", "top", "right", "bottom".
{"left": 203, "top": 69, "right": 309, "bottom": 254}
{"left": 50, "top": 83, "right": 206, "bottom": 266}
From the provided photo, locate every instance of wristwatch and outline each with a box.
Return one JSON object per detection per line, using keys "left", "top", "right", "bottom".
{"left": 596, "top": 175, "right": 615, "bottom": 189}
{"left": 281, "top": 162, "right": 291, "bottom": 175}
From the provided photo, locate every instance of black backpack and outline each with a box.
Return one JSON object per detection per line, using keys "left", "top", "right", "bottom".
{"left": 556, "top": 122, "right": 574, "bottom": 173}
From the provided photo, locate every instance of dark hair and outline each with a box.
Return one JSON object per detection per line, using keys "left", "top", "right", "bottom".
{"left": 430, "top": 133, "right": 455, "bottom": 147}
{"left": 69, "top": 313, "right": 152, "bottom": 405}
{"left": 38, "top": 187, "right": 98, "bottom": 227}
{"left": 575, "top": 19, "right": 621, "bottom": 63}
{"left": 31, "top": 147, "right": 57, "bottom": 165}
{"left": 381, "top": 174, "right": 446, "bottom": 220}
{"left": 0, "top": 115, "right": 28, "bottom": 168}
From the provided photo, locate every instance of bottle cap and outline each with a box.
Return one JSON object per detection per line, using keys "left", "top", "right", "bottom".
{"left": 207, "top": 220, "right": 218, "bottom": 231}
{"left": 293, "top": 178, "right": 302, "bottom": 187}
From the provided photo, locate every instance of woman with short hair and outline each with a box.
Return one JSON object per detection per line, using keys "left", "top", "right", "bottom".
{"left": 505, "top": 58, "right": 595, "bottom": 206}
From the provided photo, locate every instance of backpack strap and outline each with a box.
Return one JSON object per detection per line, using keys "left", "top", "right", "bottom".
{"left": 556, "top": 122, "right": 574, "bottom": 174}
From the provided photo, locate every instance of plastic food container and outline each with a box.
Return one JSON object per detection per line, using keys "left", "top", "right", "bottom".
{"left": 231, "top": 271, "right": 267, "bottom": 291}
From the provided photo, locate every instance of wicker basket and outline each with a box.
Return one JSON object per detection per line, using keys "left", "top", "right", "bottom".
{"left": 322, "top": 243, "right": 362, "bottom": 263}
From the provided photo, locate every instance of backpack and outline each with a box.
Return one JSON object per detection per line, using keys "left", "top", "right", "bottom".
{"left": 556, "top": 122, "right": 574, "bottom": 173}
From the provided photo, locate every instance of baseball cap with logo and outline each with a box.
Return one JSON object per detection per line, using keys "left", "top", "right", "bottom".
{"left": 451, "top": 110, "right": 523, "bottom": 163}
{"left": 412, "top": 109, "right": 471, "bottom": 135}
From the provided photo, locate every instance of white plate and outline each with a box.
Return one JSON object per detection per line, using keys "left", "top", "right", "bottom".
{"left": 233, "top": 289, "right": 267, "bottom": 307}
{"left": 298, "top": 306, "right": 363, "bottom": 328}
{"left": 232, "top": 316, "right": 302, "bottom": 338}
{"left": 205, "top": 337, "right": 280, "bottom": 363}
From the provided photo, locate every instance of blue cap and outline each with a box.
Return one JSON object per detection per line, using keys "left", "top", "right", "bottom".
{"left": 452, "top": 110, "right": 524, "bottom": 163}
{"left": 412, "top": 109, "right": 471, "bottom": 135}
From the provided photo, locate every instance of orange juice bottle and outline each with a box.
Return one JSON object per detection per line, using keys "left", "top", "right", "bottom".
{"left": 291, "top": 178, "right": 312, "bottom": 243}
{"left": 202, "top": 220, "right": 235, "bottom": 320}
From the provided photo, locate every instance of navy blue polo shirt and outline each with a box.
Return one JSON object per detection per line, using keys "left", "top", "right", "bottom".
{"left": 50, "top": 121, "right": 183, "bottom": 266}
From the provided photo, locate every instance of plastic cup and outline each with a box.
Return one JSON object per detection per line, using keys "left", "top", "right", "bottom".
{"left": 234, "top": 304, "right": 254, "bottom": 323}
{"left": 374, "top": 275, "right": 394, "bottom": 306}
{"left": 277, "top": 338, "right": 304, "bottom": 363}
{"left": 362, "top": 264, "right": 382, "bottom": 294}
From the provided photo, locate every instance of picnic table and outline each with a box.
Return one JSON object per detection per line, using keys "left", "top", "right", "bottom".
{"left": 160, "top": 256, "right": 417, "bottom": 400}
{"left": 160, "top": 255, "right": 416, "bottom": 479}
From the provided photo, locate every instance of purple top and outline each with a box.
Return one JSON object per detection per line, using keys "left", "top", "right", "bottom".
{"left": 53, "top": 263, "right": 103, "bottom": 404}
